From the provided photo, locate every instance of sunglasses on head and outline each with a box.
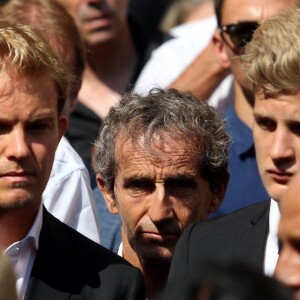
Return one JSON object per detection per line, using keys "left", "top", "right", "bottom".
{"left": 220, "top": 21, "right": 259, "bottom": 50}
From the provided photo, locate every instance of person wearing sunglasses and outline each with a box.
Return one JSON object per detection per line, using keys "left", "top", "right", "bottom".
{"left": 165, "top": 0, "right": 300, "bottom": 290}
{"left": 209, "top": 0, "right": 300, "bottom": 217}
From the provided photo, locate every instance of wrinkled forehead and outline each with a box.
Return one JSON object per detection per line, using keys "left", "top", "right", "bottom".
{"left": 114, "top": 133, "right": 201, "bottom": 162}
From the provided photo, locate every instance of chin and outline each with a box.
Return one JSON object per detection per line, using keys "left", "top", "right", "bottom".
{"left": 266, "top": 186, "right": 288, "bottom": 202}
{"left": 139, "top": 248, "right": 174, "bottom": 265}
{"left": 0, "top": 197, "right": 33, "bottom": 210}
{"left": 85, "top": 30, "right": 116, "bottom": 46}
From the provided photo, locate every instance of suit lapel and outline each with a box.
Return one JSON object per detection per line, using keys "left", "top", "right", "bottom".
{"left": 24, "top": 207, "right": 70, "bottom": 300}
{"left": 236, "top": 201, "right": 270, "bottom": 270}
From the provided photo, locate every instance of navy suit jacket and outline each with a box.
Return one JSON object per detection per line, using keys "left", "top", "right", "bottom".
{"left": 167, "top": 201, "right": 270, "bottom": 287}
{"left": 24, "top": 207, "right": 145, "bottom": 300}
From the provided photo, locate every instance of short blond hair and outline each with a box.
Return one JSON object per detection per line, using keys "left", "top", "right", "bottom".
{"left": 241, "top": 8, "right": 300, "bottom": 96}
{"left": 0, "top": 252, "right": 17, "bottom": 300}
{"left": 0, "top": 20, "right": 72, "bottom": 113}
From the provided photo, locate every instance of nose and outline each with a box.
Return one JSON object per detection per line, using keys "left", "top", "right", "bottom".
{"left": 269, "top": 129, "right": 295, "bottom": 164}
{"left": 274, "top": 244, "right": 300, "bottom": 289}
{"left": 5, "top": 127, "right": 31, "bottom": 161}
{"left": 148, "top": 184, "right": 174, "bottom": 224}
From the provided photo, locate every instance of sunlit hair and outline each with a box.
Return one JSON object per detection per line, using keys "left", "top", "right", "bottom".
{"left": 0, "top": 20, "right": 72, "bottom": 113}
{"left": 93, "top": 88, "right": 231, "bottom": 194}
{"left": 241, "top": 8, "right": 300, "bottom": 96}
{"left": 0, "top": 252, "right": 17, "bottom": 300}
{"left": 0, "top": 0, "right": 85, "bottom": 100}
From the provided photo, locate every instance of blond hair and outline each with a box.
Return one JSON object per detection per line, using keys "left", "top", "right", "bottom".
{"left": 0, "top": 252, "right": 17, "bottom": 300}
{"left": 0, "top": 20, "right": 72, "bottom": 113}
{"left": 241, "top": 8, "right": 300, "bottom": 96}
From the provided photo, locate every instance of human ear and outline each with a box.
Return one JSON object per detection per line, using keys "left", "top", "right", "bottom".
{"left": 208, "top": 172, "right": 230, "bottom": 213}
{"left": 96, "top": 175, "right": 119, "bottom": 215}
{"left": 212, "top": 30, "right": 231, "bottom": 69}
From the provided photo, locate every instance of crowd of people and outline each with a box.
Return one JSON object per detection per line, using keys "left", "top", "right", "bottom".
{"left": 0, "top": 0, "right": 300, "bottom": 299}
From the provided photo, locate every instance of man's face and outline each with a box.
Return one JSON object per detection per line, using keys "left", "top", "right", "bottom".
{"left": 253, "top": 91, "right": 300, "bottom": 203}
{"left": 0, "top": 73, "right": 66, "bottom": 211}
{"left": 274, "top": 173, "right": 300, "bottom": 299}
{"left": 217, "top": 0, "right": 298, "bottom": 104}
{"left": 56, "top": 0, "right": 129, "bottom": 46}
{"left": 100, "top": 137, "right": 224, "bottom": 264}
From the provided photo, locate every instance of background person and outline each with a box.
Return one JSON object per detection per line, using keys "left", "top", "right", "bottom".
{"left": 166, "top": 6, "right": 300, "bottom": 291}
{"left": 0, "top": 0, "right": 100, "bottom": 243}
{"left": 93, "top": 88, "right": 230, "bottom": 298}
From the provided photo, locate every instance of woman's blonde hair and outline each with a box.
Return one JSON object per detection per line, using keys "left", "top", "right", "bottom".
{"left": 0, "top": 252, "right": 17, "bottom": 300}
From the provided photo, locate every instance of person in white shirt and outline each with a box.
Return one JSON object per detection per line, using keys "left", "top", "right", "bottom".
{"left": 0, "top": 20, "right": 145, "bottom": 300}
{"left": 0, "top": 0, "right": 100, "bottom": 243}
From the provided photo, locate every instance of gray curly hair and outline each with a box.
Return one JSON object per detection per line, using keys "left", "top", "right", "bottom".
{"left": 93, "top": 88, "right": 231, "bottom": 194}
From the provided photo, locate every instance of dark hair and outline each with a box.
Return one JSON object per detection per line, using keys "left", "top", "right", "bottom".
{"left": 214, "top": 0, "right": 224, "bottom": 28}
{"left": 162, "top": 262, "right": 294, "bottom": 300}
{"left": 93, "top": 88, "right": 231, "bottom": 195}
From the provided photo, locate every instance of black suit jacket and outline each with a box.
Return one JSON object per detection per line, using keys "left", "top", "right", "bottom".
{"left": 167, "top": 201, "right": 270, "bottom": 287}
{"left": 24, "top": 207, "right": 145, "bottom": 300}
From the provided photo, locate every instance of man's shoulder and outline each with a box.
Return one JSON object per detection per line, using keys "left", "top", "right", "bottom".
{"left": 190, "top": 200, "right": 270, "bottom": 237}
{"left": 167, "top": 201, "right": 271, "bottom": 283}
{"left": 30, "top": 208, "right": 145, "bottom": 300}
{"left": 54, "top": 136, "right": 87, "bottom": 171}
{"left": 41, "top": 208, "right": 133, "bottom": 267}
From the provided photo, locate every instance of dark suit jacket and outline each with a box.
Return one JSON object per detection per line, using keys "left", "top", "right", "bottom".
{"left": 24, "top": 207, "right": 145, "bottom": 300}
{"left": 166, "top": 201, "right": 270, "bottom": 287}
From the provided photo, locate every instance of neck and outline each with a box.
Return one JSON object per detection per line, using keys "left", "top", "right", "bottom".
{"left": 85, "top": 22, "right": 137, "bottom": 92}
{"left": 234, "top": 80, "right": 254, "bottom": 129}
{"left": 78, "top": 22, "right": 136, "bottom": 118}
{"left": 0, "top": 205, "right": 39, "bottom": 249}
{"left": 122, "top": 233, "right": 170, "bottom": 299}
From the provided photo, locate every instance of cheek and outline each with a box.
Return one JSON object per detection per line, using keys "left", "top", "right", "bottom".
{"left": 116, "top": 194, "right": 146, "bottom": 232}
{"left": 254, "top": 139, "right": 267, "bottom": 164}
{"left": 174, "top": 199, "right": 204, "bottom": 227}
{"left": 32, "top": 142, "right": 57, "bottom": 168}
{"left": 111, "top": 0, "right": 128, "bottom": 20}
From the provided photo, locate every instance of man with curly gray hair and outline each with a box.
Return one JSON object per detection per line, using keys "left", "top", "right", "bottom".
{"left": 93, "top": 88, "right": 230, "bottom": 299}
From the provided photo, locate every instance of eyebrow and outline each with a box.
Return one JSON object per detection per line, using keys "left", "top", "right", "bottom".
{"left": 123, "top": 174, "right": 197, "bottom": 186}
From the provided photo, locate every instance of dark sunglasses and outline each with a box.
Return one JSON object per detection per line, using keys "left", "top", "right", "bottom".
{"left": 220, "top": 21, "right": 259, "bottom": 49}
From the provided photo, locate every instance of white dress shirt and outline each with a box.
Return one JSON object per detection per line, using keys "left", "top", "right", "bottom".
{"left": 43, "top": 136, "right": 100, "bottom": 244}
{"left": 264, "top": 199, "right": 280, "bottom": 276}
{"left": 5, "top": 204, "right": 43, "bottom": 300}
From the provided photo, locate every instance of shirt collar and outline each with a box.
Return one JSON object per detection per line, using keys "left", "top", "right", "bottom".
{"left": 269, "top": 199, "right": 280, "bottom": 245}
{"left": 26, "top": 203, "right": 43, "bottom": 251}
{"left": 117, "top": 242, "right": 123, "bottom": 257}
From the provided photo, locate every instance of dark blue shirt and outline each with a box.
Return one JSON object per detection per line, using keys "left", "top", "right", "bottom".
{"left": 210, "top": 103, "right": 268, "bottom": 217}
